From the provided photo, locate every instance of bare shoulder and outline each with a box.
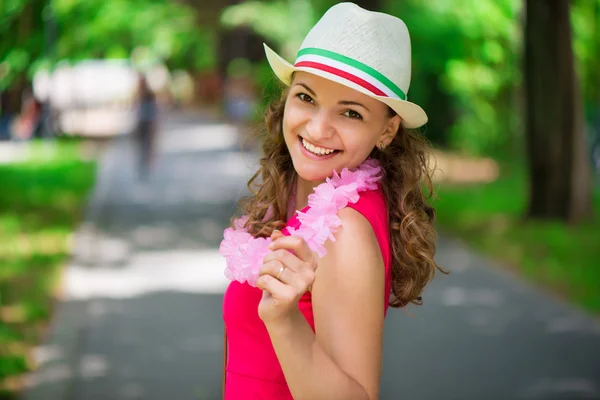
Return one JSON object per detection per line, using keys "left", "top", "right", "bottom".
{"left": 324, "top": 206, "right": 383, "bottom": 273}
{"left": 312, "top": 205, "right": 385, "bottom": 302}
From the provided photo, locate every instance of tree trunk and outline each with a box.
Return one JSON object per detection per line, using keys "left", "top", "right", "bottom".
{"left": 524, "top": 0, "right": 593, "bottom": 224}
{"left": 354, "top": 0, "right": 381, "bottom": 11}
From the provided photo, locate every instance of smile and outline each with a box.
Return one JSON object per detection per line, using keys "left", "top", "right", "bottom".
{"left": 301, "top": 137, "right": 338, "bottom": 156}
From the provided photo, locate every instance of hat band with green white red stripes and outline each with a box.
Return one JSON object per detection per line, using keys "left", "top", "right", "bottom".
{"left": 293, "top": 47, "right": 407, "bottom": 101}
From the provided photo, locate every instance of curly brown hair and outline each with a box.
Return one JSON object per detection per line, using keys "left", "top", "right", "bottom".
{"left": 236, "top": 88, "right": 445, "bottom": 308}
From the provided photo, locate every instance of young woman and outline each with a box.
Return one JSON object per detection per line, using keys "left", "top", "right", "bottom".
{"left": 220, "top": 3, "right": 443, "bottom": 399}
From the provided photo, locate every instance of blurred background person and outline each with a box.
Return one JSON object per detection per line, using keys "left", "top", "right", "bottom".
{"left": 134, "top": 74, "right": 158, "bottom": 180}
{"left": 14, "top": 88, "right": 42, "bottom": 141}
{"left": 0, "top": 91, "right": 15, "bottom": 141}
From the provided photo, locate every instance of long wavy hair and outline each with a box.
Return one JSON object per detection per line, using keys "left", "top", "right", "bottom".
{"left": 236, "top": 87, "right": 445, "bottom": 308}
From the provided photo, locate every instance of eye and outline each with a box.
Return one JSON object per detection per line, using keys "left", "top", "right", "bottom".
{"left": 296, "top": 92, "right": 314, "bottom": 104}
{"left": 343, "top": 109, "right": 363, "bottom": 120}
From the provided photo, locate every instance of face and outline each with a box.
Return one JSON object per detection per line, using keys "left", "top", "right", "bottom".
{"left": 283, "top": 71, "right": 401, "bottom": 184}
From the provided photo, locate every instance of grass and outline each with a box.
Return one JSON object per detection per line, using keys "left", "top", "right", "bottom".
{"left": 434, "top": 164, "right": 600, "bottom": 313}
{"left": 0, "top": 138, "right": 96, "bottom": 398}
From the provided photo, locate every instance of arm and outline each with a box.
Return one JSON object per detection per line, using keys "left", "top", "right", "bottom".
{"left": 259, "top": 207, "right": 386, "bottom": 400}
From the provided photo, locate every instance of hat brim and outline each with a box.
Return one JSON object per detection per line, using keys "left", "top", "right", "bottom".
{"left": 264, "top": 44, "right": 428, "bottom": 129}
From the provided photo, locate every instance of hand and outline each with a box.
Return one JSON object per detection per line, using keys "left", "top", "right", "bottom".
{"left": 257, "top": 230, "right": 318, "bottom": 324}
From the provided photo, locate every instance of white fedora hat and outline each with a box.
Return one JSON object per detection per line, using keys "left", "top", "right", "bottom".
{"left": 264, "top": 2, "right": 427, "bottom": 129}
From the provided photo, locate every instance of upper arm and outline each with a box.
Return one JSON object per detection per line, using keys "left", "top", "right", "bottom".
{"left": 312, "top": 207, "right": 386, "bottom": 399}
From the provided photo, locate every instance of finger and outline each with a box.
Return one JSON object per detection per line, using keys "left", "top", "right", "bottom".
{"left": 259, "top": 259, "right": 312, "bottom": 294}
{"left": 259, "top": 260, "right": 292, "bottom": 284}
{"left": 259, "top": 250, "right": 315, "bottom": 293}
{"left": 270, "top": 229, "right": 284, "bottom": 240}
{"left": 268, "top": 235, "right": 315, "bottom": 265}
{"left": 256, "top": 274, "right": 293, "bottom": 299}
{"left": 263, "top": 249, "right": 304, "bottom": 272}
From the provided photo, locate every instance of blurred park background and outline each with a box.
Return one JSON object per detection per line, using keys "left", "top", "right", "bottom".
{"left": 1, "top": 0, "right": 599, "bottom": 399}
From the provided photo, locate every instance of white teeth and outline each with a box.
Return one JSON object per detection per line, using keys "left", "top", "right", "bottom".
{"left": 302, "top": 138, "right": 335, "bottom": 156}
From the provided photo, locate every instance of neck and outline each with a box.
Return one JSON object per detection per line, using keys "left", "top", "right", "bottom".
{"left": 293, "top": 174, "right": 325, "bottom": 212}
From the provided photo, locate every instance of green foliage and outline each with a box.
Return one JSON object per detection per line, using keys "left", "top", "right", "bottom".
{"left": 251, "top": 59, "right": 286, "bottom": 121}
{"left": 0, "top": 0, "right": 216, "bottom": 91}
{"left": 571, "top": 0, "right": 600, "bottom": 114}
{"left": 384, "top": 0, "right": 522, "bottom": 156}
{"left": 52, "top": 0, "right": 215, "bottom": 70}
{"left": 435, "top": 165, "right": 600, "bottom": 312}
{"left": 0, "top": 0, "right": 46, "bottom": 91}
{"left": 54, "top": 0, "right": 215, "bottom": 71}
{"left": 384, "top": 0, "right": 600, "bottom": 156}
{"left": 0, "top": 138, "right": 96, "bottom": 394}
{"left": 221, "top": 0, "right": 316, "bottom": 60}
{"left": 220, "top": 0, "right": 320, "bottom": 121}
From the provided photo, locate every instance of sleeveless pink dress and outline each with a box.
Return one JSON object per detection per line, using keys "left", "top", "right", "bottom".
{"left": 222, "top": 187, "right": 392, "bottom": 399}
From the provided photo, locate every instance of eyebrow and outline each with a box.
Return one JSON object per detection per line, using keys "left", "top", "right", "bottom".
{"left": 294, "top": 82, "right": 370, "bottom": 112}
{"left": 295, "top": 82, "right": 316, "bottom": 97}
{"left": 338, "top": 100, "right": 370, "bottom": 112}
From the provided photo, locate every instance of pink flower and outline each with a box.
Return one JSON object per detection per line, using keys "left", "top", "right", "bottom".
{"left": 218, "top": 158, "right": 382, "bottom": 286}
{"left": 295, "top": 211, "right": 342, "bottom": 256}
{"left": 309, "top": 184, "right": 348, "bottom": 210}
{"left": 219, "top": 228, "right": 251, "bottom": 258}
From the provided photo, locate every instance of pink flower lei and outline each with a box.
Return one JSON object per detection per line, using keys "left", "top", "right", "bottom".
{"left": 218, "top": 158, "right": 382, "bottom": 287}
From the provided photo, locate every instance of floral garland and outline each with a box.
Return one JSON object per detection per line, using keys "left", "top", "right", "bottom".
{"left": 219, "top": 158, "right": 382, "bottom": 287}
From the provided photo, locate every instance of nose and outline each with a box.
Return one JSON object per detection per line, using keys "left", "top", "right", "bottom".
{"left": 305, "top": 109, "right": 335, "bottom": 142}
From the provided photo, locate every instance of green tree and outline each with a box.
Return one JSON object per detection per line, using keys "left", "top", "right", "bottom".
{"left": 0, "top": 0, "right": 216, "bottom": 112}
{"left": 384, "top": 0, "right": 522, "bottom": 155}
{"left": 0, "top": 0, "right": 47, "bottom": 112}
{"left": 524, "top": 0, "right": 593, "bottom": 223}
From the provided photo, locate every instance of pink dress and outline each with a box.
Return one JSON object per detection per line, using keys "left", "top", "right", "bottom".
{"left": 222, "top": 187, "right": 392, "bottom": 399}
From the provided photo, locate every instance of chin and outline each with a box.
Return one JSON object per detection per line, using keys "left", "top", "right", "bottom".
{"left": 291, "top": 158, "right": 336, "bottom": 183}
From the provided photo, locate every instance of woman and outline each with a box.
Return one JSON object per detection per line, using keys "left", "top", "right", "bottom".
{"left": 220, "top": 3, "right": 444, "bottom": 399}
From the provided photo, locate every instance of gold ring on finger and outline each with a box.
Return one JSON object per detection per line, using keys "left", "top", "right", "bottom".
{"left": 276, "top": 266, "right": 285, "bottom": 280}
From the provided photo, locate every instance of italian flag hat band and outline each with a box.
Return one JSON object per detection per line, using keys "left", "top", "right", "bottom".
{"left": 294, "top": 47, "right": 406, "bottom": 101}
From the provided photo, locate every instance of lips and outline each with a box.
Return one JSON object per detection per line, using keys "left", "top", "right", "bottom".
{"left": 299, "top": 136, "right": 340, "bottom": 156}
{"left": 297, "top": 136, "right": 340, "bottom": 160}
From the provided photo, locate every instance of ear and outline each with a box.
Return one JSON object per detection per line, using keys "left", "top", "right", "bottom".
{"left": 378, "top": 113, "right": 402, "bottom": 147}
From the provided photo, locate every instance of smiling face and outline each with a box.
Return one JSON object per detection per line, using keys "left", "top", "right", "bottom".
{"left": 283, "top": 71, "right": 401, "bottom": 185}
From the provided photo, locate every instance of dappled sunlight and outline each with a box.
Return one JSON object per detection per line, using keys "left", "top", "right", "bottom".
{"left": 73, "top": 229, "right": 132, "bottom": 266}
{"left": 159, "top": 123, "right": 240, "bottom": 154}
{"left": 1, "top": 305, "right": 29, "bottom": 324}
{"left": 22, "top": 362, "right": 72, "bottom": 392}
{"left": 440, "top": 286, "right": 505, "bottom": 308}
{"left": 519, "top": 378, "right": 600, "bottom": 399}
{"left": 79, "top": 354, "right": 109, "bottom": 380}
{"left": 58, "top": 109, "right": 137, "bottom": 138}
{"left": 23, "top": 291, "right": 225, "bottom": 399}
{"left": 33, "top": 345, "right": 64, "bottom": 366}
{"left": 119, "top": 382, "right": 145, "bottom": 399}
{"left": 64, "top": 249, "right": 228, "bottom": 300}
{"left": 131, "top": 225, "right": 176, "bottom": 247}
{"left": 547, "top": 315, "right": 600, "bottom": 335}
{"left": 431, "top": 150, "right": 500, "bottom": 184}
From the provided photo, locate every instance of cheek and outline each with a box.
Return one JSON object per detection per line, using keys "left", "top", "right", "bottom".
{"left": 341, "top": 126, "right": 378, "bottom": 153}
{"left": 283, "top": 105, "right": 307, "bottom": 139}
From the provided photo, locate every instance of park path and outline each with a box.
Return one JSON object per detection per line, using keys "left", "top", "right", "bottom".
{"left": 23, "top": 111, "right": 600, "bottom": 400}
